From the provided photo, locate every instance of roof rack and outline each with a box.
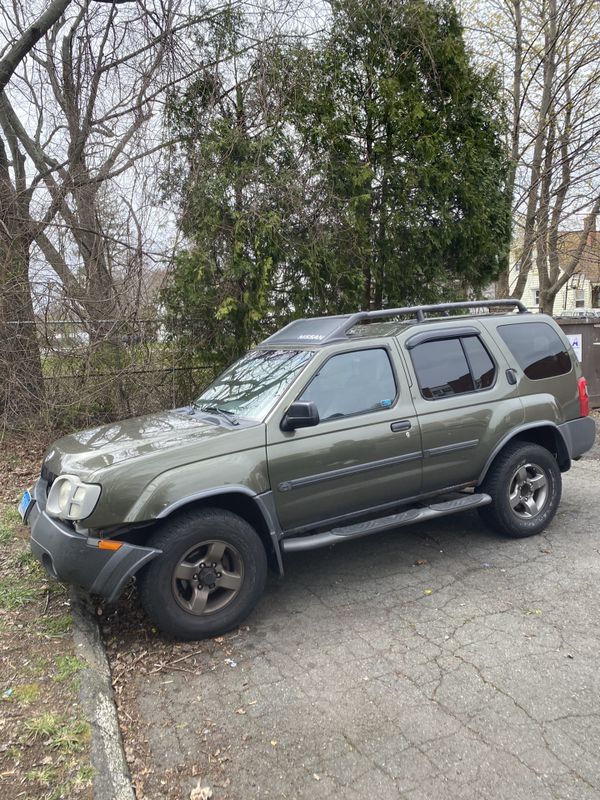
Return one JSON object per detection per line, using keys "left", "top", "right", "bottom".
{"left": 261, "top": 300, "right": 528, "bottom": 347}
{"left": 327, "top": 299, "right": 528, "bottom": 340}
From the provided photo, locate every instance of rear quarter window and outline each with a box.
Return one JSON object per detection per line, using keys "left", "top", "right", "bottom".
{"left": 497, "top": 322, "right": 572, "bottom": 380}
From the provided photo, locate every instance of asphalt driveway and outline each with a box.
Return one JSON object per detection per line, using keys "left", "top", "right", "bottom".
{"left": 106, "top": 453, "right": 600, "bottom": 800}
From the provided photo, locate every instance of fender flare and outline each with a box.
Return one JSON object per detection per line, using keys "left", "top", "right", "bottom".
{"left": 157, "top": 485, "right": 284, "bottom": 575}
{"left": 477, "top": 422, "right": 570, "bottom": 486}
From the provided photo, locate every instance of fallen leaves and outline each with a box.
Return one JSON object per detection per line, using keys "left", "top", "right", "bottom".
{"left": 190, "top": 781, "right": 212, "bottom": 800}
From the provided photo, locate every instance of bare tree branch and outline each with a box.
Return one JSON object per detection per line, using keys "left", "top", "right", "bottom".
{"left": 0, "top": 0, "right": 72, "bottom": 93}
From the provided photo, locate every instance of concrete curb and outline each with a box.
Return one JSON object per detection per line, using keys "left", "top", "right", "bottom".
{"left": 71, "top": 588, "right": 135, "bottom": 800}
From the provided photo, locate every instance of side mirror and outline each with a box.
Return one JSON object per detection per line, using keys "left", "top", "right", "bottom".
{"left": 280, "top": 401, "right": 320, "bottom": 432}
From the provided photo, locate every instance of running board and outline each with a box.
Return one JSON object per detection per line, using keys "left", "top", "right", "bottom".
{"left": 280, "top": 493, "right": 492, "bottom": 553}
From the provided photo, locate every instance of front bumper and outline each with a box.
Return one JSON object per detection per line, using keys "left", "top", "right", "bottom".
{"left": 28, "top": 479, "right": 160, "bottom": 604}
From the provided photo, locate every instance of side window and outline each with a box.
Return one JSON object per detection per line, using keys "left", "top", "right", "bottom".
{"left": 462, "top": 336, "right": 496, "bottom": 389}
{"left": 410, "top": 336, "right": 497, "bottom": 399}
{"left": 411, "top": 339, "right": 474, "bottom": 399}
{"left": 498, "top": 322, "right": 571, "bottom": 380}
{"left": 298, "top": 349, "right": 396, "bottom": 420}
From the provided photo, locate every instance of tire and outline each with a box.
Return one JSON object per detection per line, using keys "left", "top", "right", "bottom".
{"left": 138, "top": 508, "right": 268, "bottom": 640}
{"left": 478, "top": 441, "right": 562, "bottom": 538}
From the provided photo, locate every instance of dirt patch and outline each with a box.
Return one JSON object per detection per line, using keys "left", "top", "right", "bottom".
{"left": 0, "top": 433, "right": 93, "bottom": 800}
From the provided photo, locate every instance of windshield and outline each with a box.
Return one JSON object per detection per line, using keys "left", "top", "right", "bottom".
{"left": 195, "top": 349, "right": 314, "bottom": 422}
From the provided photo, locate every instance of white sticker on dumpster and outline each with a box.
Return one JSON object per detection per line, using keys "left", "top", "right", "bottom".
{"left": 567, "top": 333, "right": 582, "bottom": 362}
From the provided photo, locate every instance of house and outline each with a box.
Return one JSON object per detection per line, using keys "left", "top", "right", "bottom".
{"left": 508, "top": 221, "right": 600, "bottom": 314}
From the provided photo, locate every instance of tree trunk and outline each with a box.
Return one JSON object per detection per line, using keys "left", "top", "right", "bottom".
{"left": 539, "top": 293, "right": 555, "bottom": 315}
{"left": 496, "top": 0, "right": 521, "bottom": 303}
{"left": 511, "top": 0, "right": 557, "bottom": 299}
{"left": 495, "top": 269, "right": 510, "bottom": 298}
{"left": 0, "top": 218, "right": 44, "bottom": 416}
{"left": 0, "top": 139, "right": 44, "bottom": 416}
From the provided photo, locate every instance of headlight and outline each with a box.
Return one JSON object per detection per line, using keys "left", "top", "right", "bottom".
{"left": 46, "top": 475, "right": 101, "bottom": 521}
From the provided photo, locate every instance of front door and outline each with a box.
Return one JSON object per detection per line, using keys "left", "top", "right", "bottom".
{"left": 266, "top": 345, "right": 423, "bottom": 532}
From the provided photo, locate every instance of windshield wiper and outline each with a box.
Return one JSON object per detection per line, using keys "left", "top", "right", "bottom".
{"left": 197, "top": 404, "right": 240, "bottom": 425}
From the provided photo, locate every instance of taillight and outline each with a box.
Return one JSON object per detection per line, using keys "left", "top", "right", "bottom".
{"left": 578, "top": 377, "right": 590, "bottom": 417}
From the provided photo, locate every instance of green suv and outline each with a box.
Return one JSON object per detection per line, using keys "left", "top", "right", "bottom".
{"left": 20, "top": 301, "right": 596, "bottom": 639}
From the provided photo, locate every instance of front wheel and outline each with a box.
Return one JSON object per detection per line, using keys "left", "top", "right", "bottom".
{"left": 478, "top": 441, "right": 562, "bottom": 538}
{"left": 138, "top": 508, "right": 268, "bottom": 640}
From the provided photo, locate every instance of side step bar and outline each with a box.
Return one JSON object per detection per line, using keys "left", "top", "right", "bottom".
{"left": 280, "top": 493, "right": 492, "bottom": 553}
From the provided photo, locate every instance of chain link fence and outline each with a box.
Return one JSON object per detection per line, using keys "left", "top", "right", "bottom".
{"left": 1, "top": 316, "right": 217, "bottom": 431}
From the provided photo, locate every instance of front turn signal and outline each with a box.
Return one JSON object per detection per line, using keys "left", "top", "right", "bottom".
{"left": 98, "top": 539, "right": 123, "bottom": 552}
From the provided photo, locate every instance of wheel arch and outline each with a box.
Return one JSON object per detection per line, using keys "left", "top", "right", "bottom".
{"left": 477, "top": 423, "right": 570, "bottom": 486}
{"left": 157, "top": 488, "right": 284, "bottom": 575}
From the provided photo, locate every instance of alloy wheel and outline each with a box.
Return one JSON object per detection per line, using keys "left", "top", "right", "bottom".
{"left": 171, "top": 539, "right": 244, "bottom": 615}
{"left": 508, "top": 463, "right": 549, "bottom": 519}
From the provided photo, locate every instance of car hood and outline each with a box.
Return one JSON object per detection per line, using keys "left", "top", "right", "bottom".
{"left": 42, "top": 409, "right": 260, "bottom": 478}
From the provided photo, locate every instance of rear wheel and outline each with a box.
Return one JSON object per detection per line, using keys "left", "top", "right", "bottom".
{"left": 478, "top": 441, "right": 561, "bottom": 538}
{"left": 138, "top": 508, "right": 268, "bottom": 640}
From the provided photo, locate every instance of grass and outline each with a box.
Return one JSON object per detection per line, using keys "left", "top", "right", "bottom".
{"left": 38, "top": 613, "right": 73, "bottom": 638}
{"left": 26, "top": 766, "right": 58, "bottom": 787}
{"left": 0, "top": 449, "right": 93, "bottom": 800}
{"left": 3, "top": 683, "right": 41, "bottom": 705}
{"left": 24, "top": 712, "right": 60, "bottom": 739}
{"left": 26, "top": 656, "right": 50, "bottom": 676}
{"left": 0, "top": 526, "right": 13, "bottom": 544}
{"left": 15, "top": 547, "right": 41, "bottom": 568}
{"left": 76, "top": 765, "right": 95, "bottom": 784}
{"left": 0, "top": 507, "right": 47, "bottom": 611}
{"left": 0, "top": 505, "right": 20, "bottom": 543}
{"left": 24, "top": 713, "right": 91, "bottom": 754}
{"left": 49, "top": 580, "right": 69, "bottom": 595}
{"left": 6, "top": 745, "right": 21, "bottom": 762}
{"left": 0, "top": 575, "right": 39, "bottom": 609}
{"left": 25, "top": 763, "right": 95, "bottom": 800}
{"left": 54, "top": 655, "right": 85, "bottom": 683}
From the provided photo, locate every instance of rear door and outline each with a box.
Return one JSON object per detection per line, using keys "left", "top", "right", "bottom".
{"left": 266, "top": 344, "right": 423, "bottom": 533}
{"left": 400, "top": 324, "right": 524, "bottom": 493}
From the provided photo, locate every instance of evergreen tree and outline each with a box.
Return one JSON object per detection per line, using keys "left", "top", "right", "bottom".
{"left": 161, "top": 13, "right": 300, "bottom": 367}
{"left": 288, "top": 0, "right": 511, "bottom": 309}
{"left": 163, "top": 0, "right": 510, "bottom": 371}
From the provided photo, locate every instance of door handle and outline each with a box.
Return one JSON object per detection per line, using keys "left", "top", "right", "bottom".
{"left": 391, "top": 420, "right": 411, "bottom": 432}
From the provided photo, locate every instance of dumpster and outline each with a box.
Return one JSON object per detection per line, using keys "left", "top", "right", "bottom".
{"left": 555, "top": 315, "right": 600, "bottom": 408}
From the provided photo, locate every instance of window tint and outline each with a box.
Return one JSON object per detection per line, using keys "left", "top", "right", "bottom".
{"left": 498, "top": 322, "right": 571, "bottom": 380}
{"left": 298, "top": 349, "right": 396, "bottom": 420}
{"left": 462, "top": 337, "right": 496, "bottom": 389}
{"left": 411, "top": 339, "right": 474, "bottom": 399}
